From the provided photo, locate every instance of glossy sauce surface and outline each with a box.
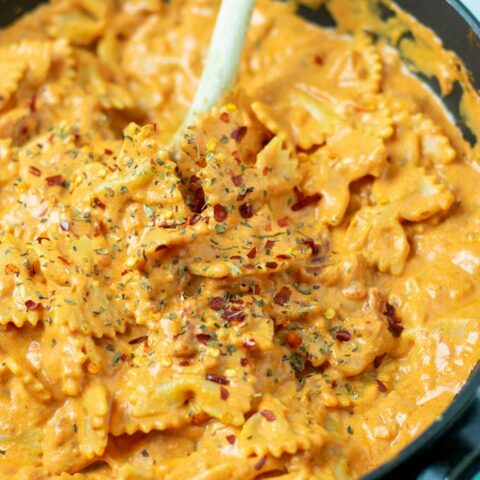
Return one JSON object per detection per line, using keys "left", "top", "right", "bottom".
{"left": 0, "top": 1, "right": 478, "bottom": 479}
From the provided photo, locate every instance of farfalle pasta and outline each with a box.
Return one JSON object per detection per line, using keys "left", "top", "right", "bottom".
{"left": 0, "top": 1, "right": 479, "bottom": 479}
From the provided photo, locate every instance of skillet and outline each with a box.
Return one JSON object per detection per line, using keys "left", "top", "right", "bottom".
{"left": 1, "top": 1, "right": 479, "bottom": 478}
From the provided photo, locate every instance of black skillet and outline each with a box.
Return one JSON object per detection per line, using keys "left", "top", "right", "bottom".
{"left": 1, "top": 1, "right": 479, "bottom": 479}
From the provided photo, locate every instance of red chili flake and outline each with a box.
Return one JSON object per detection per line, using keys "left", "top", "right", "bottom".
{"left": 206, "top": 373, "right": 230, "bottom": 385}
{"left": 59, "top": 221, "right": 70, "bottom": 232}
{"left": 209, "top": 296, "right": 226, "bottom": 311}
{"left": 301, "top": 238, "right": 322, "bottom": 260}
{"left": 243, "top": 338, "right": 257, "bottom": 349}
{"left": 231, "top": 174, "right": 243, "bottom": 187}
{"left": 221, "top": 308, "right": 246, "bottom": 322}
{"left": 262, "top": 167, "right": 271, "bottom": 176}
{"left": 264, "top": 223, "right": 272, "bottom": 232}
{"left": 28, "top": 94, "right": 37, "bottom": 113}
{"left": 213, "top": 204, "right": 228, "bottom": 222}
{"left": 273, "top": 286, "right": 292, "bottom": 306}
{"left": 179, "top": 360, "right": 190, "bottom": 367}
{"left": 25, "top": 300, "right": 42, "bottom": 311}
{"left": 277, "top": 216, "right": 289, "bottom": 227}
{"left": 264, "top": 239, "right": 275, "bottom": 250}
{"left": 286, "top": 331, "right": 302, "bottom": 348}
{"left": 226, "top": 434, "right": 236, "bottom": 445}
{"left": 239, "top": 203, "right": 253, "bottom": 219}
{"left": 240, "top": 358, "right": 249, "bottom": 367}
{"left": 47, "top": 133, "right": 54, "bottom": 144}
{"left": 335, "top": 329, "right": 352, "bottom": 342}
{"left": 120, "top": 352, "right": 128, "bottom": 362}
{"left": 29, "top": 166, "right": 41, "bottom": 177}
{"left": 155, "top": 244, "right": 168, "bottom": 252}
{"left": 4, "top": 264, "right": 19, "bottom": 275}
{"left": 291, "top": 193, "right": 321, "bottom": 211}
{"left": 254, "top": 456, "right": 267, "bottom": 471}
{"left": 230, "top": 255, "right": 242, "bottom": 260}
{"left": 220, "top": 385, "right": 230, "bottom": 400}
{"left": 128, "top": 335, "right": 148, "bottom": 345}
{"left": 384, "top": 303, "right": 404, "bottom": 337}
{"left": 331, "top": 380, "right": 338, "bottom": 389}
{"left": 93, "top": 197, "right": 106, "bottom": 210}
{"left": 36, "top": 236, "right": 51, "bottom": 244}
{"left": 196, "top": 333, "right": 211, "bottom": 345}
{"left": 247, "top": 246, "right": 257, "bottom": 259}
{"left": 220, "top": 112, "right": 230, "bottom": 123}
{"left": 45, "top": 175, "right": 64, "bottom": 187}
{"left": 236, "top": 186, "right": 254, "bottom": 202}
{"left": 189, "top": 213, "right": 202, "bottom": 225}
{"left": 260, "top": 409, "right": 276, "bottom": 422}
{"left": 231, "top": 126, "right": 247, "bottom": 141}
{"left": 373, "top": 354, "right": 386, "bottom": 369}
{"left": 104, "top": 148, "right": 113, "bottom": 155}
{"left": 314, "top": 54, "right": 324, "bottom": 65}
{"left": 375, "top": 379, "right": 388, "bottom": 393}
{"left": 275, "top": 254, "right": 290, "bottom": 261}
{"left": 265, "top": 261, "right": 278, "bottom": 269}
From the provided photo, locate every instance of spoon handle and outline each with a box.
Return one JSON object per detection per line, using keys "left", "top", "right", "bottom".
{"left": 182, "top": 0, "right": 255, "bottom": 128}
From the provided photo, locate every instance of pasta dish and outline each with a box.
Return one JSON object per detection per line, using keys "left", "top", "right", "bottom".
{"left": 0, "top": 0, "right": 479, "bottom": 479}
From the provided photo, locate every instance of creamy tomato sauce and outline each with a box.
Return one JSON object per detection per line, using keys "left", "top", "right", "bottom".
{"left": 0, "top": 1, "right": 478, "bottom": 479}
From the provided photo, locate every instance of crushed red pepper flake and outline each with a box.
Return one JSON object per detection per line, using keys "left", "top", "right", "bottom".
{"left": 25, "top": 300, "right": 42, "bottom": 311}
{"left": 209, "top": 296, "right": 226, "bottom": 311}
{"left": 220, "top": 385, "right": 230, "bottom": 400}
{"left": 375, "top": 379, "right": 388, "bottom": 393}
{"left": 239, "top": 203, "right": 253, "bottom": 219}
{"left": 240, "top": 358, "right": 249, "bottom": 367}
{"left": 36, "top": 236, "right": 51, "bottom": 243}
{"left": 262, "top": 167, "right": 271, "bottom": 176}
{"left": 273, "top": 286, "right": 292, "bottom": 306}
{"left": 265, "top": 261, "right": 278, "bottom": 269}
{"left": 286, "top": 331, "right": 302, "bottom": 348}
{"left": 231, "top": 126, "right": 247, "bottom": 141}
{"left": 247, "top": 246, "right": 257, "bottom": 259}
{"left": 254, "top": 456, "right": 267, "bottom": 471}
{"left": 104, "top": 148, "right": 113, "bottom": 155}
{"left": 221, "top": 308, "right": 245, "bottom": 322}
{"left": 29, "top": 165, "right": 41, "bottom": 177}
{"left": 291, "top": 192, "right": 321, "bottom": 211}
{"left": 237, "top": 186, "right": 254, "bottom": 202}
{"left": 196, "top": 333, "right": 211, "bottom": 345}
{"left": 45, "top": 175, "right": 65, "bottom": 187}
{"left": 213, "top": 204, "right": 228, "bottom": 222}
{"left": 335, "top": 329, "right": 352, "bottom": 342}
{"left": 220, "top": 112, "right": 230, "bottom": 123}
{"left": 93, "top": 197, "right": 106, "bottom": 210}
{"left": 226, "top": 434, "right": 236, "bottom": 445}
{"left": 384, "top": 303, "right": 404, "bottom": 337}
{"left": 260, "top": 409, "right": 276, "bottom": 422}
{"left": 231, "top": 174, "right": 243, "bottom": 187}
{"left": 206, "top": 373, "right": 230, "bottom": 385}
{"left": 264, "top": 239, "right": 275, "bottom": 250}
{"left": 277, "top": 216, "right": 289, "bottom": 227}
{"left": 155, "top": 244, "right": 168, "bottom": 252}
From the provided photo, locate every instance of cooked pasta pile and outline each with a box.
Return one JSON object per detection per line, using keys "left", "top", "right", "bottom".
{"left": 0, "top": 1, "right": 479, "bottom": 479}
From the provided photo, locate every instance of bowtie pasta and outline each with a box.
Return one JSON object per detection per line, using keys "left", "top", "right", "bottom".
{"left": 0, "top": 0, "right": 479, "bottom": 479}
